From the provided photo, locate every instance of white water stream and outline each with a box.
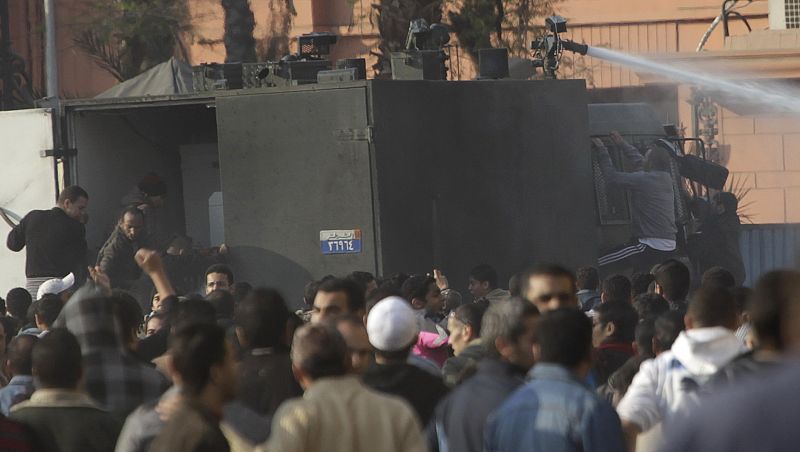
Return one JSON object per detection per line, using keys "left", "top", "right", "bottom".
{"left": 585, "top": 46, "right": 800, "bottom": 115}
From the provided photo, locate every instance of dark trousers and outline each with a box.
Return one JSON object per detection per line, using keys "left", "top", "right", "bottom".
{"left": 598, "top": 241, "right": 675, "bottom": 277}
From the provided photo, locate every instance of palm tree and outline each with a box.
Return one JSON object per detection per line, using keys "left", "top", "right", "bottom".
{"left": 221, "top": 0, "right": 257, "bottom": 63}
{"left": 370, "top": 0, "right": 443, "bottom": 78}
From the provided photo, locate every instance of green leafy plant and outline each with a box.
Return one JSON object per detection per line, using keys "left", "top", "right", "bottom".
{"left": 370, "top": 0, "right": 443, "bottom": 77}
{"left": 221, "top": 0, "right": 257, "bottom": 63}
{"left": 73, "top": 0, "right": 192, "bottom": 81}
{"left": 725, "top": 173, "right": 755, "bottom": 224}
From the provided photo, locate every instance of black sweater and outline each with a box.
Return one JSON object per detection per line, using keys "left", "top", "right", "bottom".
{"left": 6, "top": 208, "right": 87, "bottom": 279}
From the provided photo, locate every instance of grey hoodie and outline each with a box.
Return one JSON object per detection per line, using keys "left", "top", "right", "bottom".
{"left": 596, "top": 142, "right": 677, "bottom": 241}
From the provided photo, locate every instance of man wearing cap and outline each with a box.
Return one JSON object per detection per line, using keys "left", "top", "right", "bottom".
{"left": 7, "top": 185, "right": 89, "bottom": 297}
{"left": 122, "top": 173, "right": 168, "bottom": 250}
{"left": 36, "top": 273, "right": 75, "bottom": 303}
{"left": 362, "top": 296, "right": 449, "bottom": 426}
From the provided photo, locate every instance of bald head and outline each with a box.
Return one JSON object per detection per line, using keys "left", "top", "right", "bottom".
{"left": 8, "top": 335, "right": 37, "bottom": 376}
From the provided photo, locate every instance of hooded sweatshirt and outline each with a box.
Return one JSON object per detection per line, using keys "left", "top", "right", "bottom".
{"left": 617, "top": 327, "right": 746, "bottom": 432}
{"left": 54, "top": 286, "right": 168, "bottom": 420}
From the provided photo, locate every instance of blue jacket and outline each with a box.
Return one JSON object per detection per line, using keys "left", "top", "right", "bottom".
{"left": 429, "top": 359, "right": 526, "bottom": 452}
{"left": 484, "top": 363, "right": 626, "bottom": 452}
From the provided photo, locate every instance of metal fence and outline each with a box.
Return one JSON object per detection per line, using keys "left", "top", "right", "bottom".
{"left": 740, "top": 224, "right": 800, "bottom": 287}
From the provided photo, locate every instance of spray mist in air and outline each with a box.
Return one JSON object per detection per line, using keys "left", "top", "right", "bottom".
{"left": 584, "top": 46, "right": 800, "bottom": 115}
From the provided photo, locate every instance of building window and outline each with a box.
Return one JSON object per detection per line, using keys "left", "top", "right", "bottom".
{"left": 787, "top": 0, "right": 800, "bottom": 28}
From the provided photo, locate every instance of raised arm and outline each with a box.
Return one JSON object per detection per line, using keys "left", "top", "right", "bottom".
{"left": 592, "top": 138, "right": 648, "bottom": 190}
{"left": 610, "top": 131, "right": 644, "bottom": 171}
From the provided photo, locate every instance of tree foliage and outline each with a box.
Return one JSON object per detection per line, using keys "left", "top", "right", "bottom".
{"left": 370, "top": 0, "right": 443, "bottom": 78}
{"left": 258, "top": 0, "right": 296, "bottom": 61}
{"left": 449, "top": 0, "right": 560, "bottom": 63}
{"left": 222, "top": 0, "right": 257, "bottom": 63}
{"left": 73, "top": 0, "right": 192, "bottom": 81}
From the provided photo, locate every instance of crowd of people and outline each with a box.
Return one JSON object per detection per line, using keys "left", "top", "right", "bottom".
{"left": 0, "top": 183, "right": 797, "bottom": 452}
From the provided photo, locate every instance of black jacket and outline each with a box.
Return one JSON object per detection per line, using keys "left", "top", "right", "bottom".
{"left": 428, "top": 359, "right": 527, "bottom": 452}
{"left": 96, "top": 228, "right": 145, "bottom": 290}
{"left": 6, "top": 208, "right": 87, "bottom": 279}
{"left": 237, "top": 347, "right": 303, "bottom": 417}
{"left": 362, "top": 361, "right": 448, "bottom": 426}
{"left": 442, "top": 341, "right": 486, "bottom": 387}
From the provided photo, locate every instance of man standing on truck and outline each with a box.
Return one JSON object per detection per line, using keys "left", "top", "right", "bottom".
{"left": 97, "top": 206, "right": 148, "bottom": 290}
{"left": 6, "top": 186, "right": 89, "bottom": 297}
{"left": 593, "top": 131, "right": 677, "bottom": 276}
{"left": 122, "top": 173, "right": 168, "bottom": 250}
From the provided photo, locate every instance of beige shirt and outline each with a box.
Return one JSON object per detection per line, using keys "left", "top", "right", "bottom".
{"left": 257, "top": 375, "right": 425, "bottom": 452}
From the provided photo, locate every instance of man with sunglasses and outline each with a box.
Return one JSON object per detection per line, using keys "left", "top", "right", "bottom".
{"left": 522, "top": 264, "right": 579, "bottom": 313}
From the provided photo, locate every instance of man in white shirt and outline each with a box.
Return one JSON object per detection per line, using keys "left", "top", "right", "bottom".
{"left": 616, "top": 286, "right": 746, "bottom": 451}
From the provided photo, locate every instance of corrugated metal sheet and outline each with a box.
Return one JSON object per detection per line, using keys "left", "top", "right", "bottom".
{"left": 740, "top": 224, "right": 800, "bottom": 286}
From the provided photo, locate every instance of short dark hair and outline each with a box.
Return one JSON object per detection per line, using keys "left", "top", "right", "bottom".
{"left": 687, "top": 286, "right": 737, "bottom": 329}
{"left": 635, "top": 319, "right": 656, "bottom": 358}
{"left": 602, "top": 275, "right": 632, "bottom": 304}
{"left": 8, "top": 335, "right": 37, "bottom": 376}
{"left": 205, "top": 264, "right": 235, "bottom": 285}
{"left": 348, "top": 271, "right": 376, "bottom": 287}
{"left": 715, "top": 192, "right": 738, "bottom": 214}
{"left": 317, "top": 278, "right": 366, "bottom": 313}
{"left": 576, "top": 267, "right": 600, "bottom": 291}
{"left": 57, "top": 185, "right": 89, "bottom": 205}
{"left": 521, "top": 264, "right": 577, "bottom": 299}
{"left": 634, "top": 293, "right": 670, "bottom": 321}
{"left": 0, "top": 317, "right": 19, "bottom": 343}
{"left": 34, "top": 294, "right": 63, "bottom": 328}
{"left": 232, "top": 282, "right": 252, "bottom": 304}
{"left": 654, "top": 259, "right": 691, "bottom": 302}
{"left": 170, "top": 298, "right": 218, "bottom": 331}
{"left": 170, "top": 323, "right": 228, "bottom": 396}
{"left": 33, "top": 328, "right": 82, "bottom": 389}
{"left": 365, "top": 286, "right": 402, "bottom": 315}
{"left": 701, "top": 267, "right": 736, "bottom": 289}
{"left": 482, "top": 299, "right": 540, "bottom": 359}
{"left": 119, "top": 205, "right": 144, "bottom": 223}
{"left": 291, "top": 324, "right": 348, "bottom": 380}
{"left": 6, "top": 288, "right": 31, "bottom": 321}
{"left": 654, "top": 311, "right": 685, "bottom": 351}
{"left": 206, "top": 290, "right": 236, "bottom": 320}
{"left": 380, "top": 273, "right": 410, "bottom": 293}
{"left": 596, "top": 301, "right": 638, "bottom": 343}
{"left": 112, "top": 291, "right": 143, "bottom": 344}
{"left": 236, "top": 288, "right": 290, "bottom": 349}
{"left": 631, "top": 272, "right": 655, "bottom": 297}
{"left": 750, "top": 270, "right": 800, "bottom": 350}
{"left": 453, "top": 303, "right": 488, "bottom": 337}
{"left": 645, "top": 147, "right": 672, "bottom": 172}
{"left": 303, "top": 280, "right": 321, "bottom": 307}
{"left": 538, "top": 308, "right": 592, "bottom": 369}
{"left": 469, "top": 264, "right": 498, "bottom": 289}
{"left": 401, "top": 275, "right": 436, "bottom": 304}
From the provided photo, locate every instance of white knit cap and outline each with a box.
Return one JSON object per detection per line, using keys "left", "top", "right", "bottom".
{"left": 37, "top": 273, "right": 75, "bottom": 300}
{"left": 366, "top": 296, "right": 419, "bottom": 352}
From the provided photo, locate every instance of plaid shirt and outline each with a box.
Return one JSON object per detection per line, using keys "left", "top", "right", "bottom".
{"left": 55, "top": 287, "right": 168, "bottom": 420}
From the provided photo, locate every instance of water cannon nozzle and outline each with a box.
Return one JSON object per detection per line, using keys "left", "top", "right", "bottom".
{"left": 561, "top": 40, "right": 588, "bottom": 56}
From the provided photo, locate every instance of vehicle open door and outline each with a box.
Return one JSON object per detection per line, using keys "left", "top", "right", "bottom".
{"left": 215, "top": 85, "right": 377, "bottom": 299}
{"left": 0, "top": 108, "right": 58, "bottom": 291}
